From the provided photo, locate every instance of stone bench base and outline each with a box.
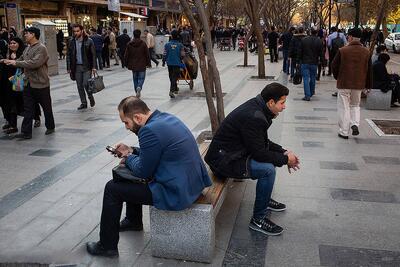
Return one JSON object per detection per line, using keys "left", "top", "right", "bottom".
{"left": 150, "top": 180, "right": 231, "bottom": 263}
{"left": 366, "top": 89, "right": 392, "bottom": 110}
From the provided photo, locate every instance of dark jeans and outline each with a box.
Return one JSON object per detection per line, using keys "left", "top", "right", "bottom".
{"left": 282, "top": 49, "right": 289, "bottom": 74}
{"left": 95, "top": 50, "right": 103, "bottom": 70}
{"left": 301, "top": 64, "right": 318, "bottom": 98}
{"left": 250, "top": 160, "right": 276, "bottom": 220}
{"left": 75, "top": 65, "right": 93, "bottom": 106}
{"left": 149, "top": 48, "right": 159, "bottom": 66}
{"left": 21, "top": 84, "right": 55, "bottom": 135}
{"left": 168, "top": 65, "right": 181, "bottom": 92}
{"left": 132, "top": 71, "right": 146, "bottom": 92}
{"left": 99, "top": 179, "right": 153, "bottom": 250}
{"left": 269, "top": 45, "right": 278, "bottom": 62}
{"left": 102, "top": 47, "right": 110, "bottom": 68}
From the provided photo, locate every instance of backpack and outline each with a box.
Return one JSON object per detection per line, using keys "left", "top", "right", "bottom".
{"left": 331, "top": 32, "right": 344, "bottom": 54}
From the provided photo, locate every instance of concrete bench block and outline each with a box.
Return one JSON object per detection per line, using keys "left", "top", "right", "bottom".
{"left": 150, "top": 204, "right": 215, "bottom": 263}
{"left": 366, "top": 89, "right": 392, "bottom": 110}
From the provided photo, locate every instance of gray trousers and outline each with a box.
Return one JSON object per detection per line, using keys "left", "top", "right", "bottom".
{"left": 75, "top": 65, "right": 93, "bottom": 105}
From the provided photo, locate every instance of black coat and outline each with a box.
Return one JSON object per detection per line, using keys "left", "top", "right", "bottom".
{"left": 204, "top": 95, "right": 288, "bottom": 179}
{"left": 372, "top": 61, "right": 391, "bottom": 92}
{"left": 66, "top": 35, "right": 96, "bottom": 80}
{"left": 297, "top": 35, "right": 324, "bottom": 65}
{"left": 116, "top": 33, "right": 131, "bottom": 54}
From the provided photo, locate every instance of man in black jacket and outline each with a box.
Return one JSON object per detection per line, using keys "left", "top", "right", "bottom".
{"left": 205, "top": 83, "right": 300, "bottom": 236}
{"left": 279, "top": 27, "right": 295, "bottom": 75}
{"left": 67, "top": 24, "right": 96, "bottom": 110}
{"left": 297, "top": 28, "right": 323, "bottom": 101}
{"left": 267, "top": 26, "right": 279, "bottom": 63}
{"left": 117, "top": 29, "right": 131, "bottom": 68}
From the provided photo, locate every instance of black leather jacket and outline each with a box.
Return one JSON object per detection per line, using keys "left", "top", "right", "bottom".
{"left": 297, "top": 35, "right": 324, "bottom": 65}
{"left": 66, "top": 35, "right": 96, "bottom": 80}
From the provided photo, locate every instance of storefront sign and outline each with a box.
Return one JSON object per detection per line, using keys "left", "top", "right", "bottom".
{"left": 108, "top": 0, "right": 121, "bottom": 12}
{"left": 6, "top": 3, "right": 17, "bottom": 8}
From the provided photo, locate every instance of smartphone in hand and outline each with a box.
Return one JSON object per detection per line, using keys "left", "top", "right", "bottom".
{"left": 106, "top": 146, "right": 122, "bottom": 157}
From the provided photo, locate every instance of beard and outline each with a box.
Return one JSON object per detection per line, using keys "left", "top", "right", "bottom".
{"left": 130, "top": 122, "right": 141, "bottom": 135}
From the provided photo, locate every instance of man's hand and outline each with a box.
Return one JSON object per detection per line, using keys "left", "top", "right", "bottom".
{"left": 4, "top": 59, "right": 16, "bottom": 66}
{"left": 287, "top": 152, "right": 300, "bottom": 173}
{"left": 92, "top": 68, "right": 97, "bottom": 75}
{"left": 115, "top": 143, "right": 133, "bottom": 158}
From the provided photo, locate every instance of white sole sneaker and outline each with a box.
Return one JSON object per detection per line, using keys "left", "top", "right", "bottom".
{"left": 248, "top": 224, "right": 284, "bottom": 236}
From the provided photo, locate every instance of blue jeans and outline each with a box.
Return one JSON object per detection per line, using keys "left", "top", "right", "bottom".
{"left": 282, "top": 50, "right": 289, "bottom": 74}
{"left": 250, "top": 159, "right": 276, "bottom": 220}
{"left": 132, "top": 71, "right": 146, "bottom": 93}
{"left": 301, "top": 64, "right": 317, "bottom": 98}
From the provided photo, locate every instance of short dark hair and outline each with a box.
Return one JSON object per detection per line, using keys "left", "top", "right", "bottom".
{"left": 171, "top": 29, "right": 179, "bottom": 40}
{"left": 271, "top": 26, "right": 275, "bottom": 31}
{"left": 133, "top": 29, "right": 141, "bottom": 39}
{"left": 144, "top": 29, "right": 149, "bottom": 33}
{"left": 297, "top": 27, "right": 304, "bottom": 34}
{"left": 331, "top": 26, "right": 337, "bottom": 32}
{"left": 26, "top": 27, "right": 40, "bottom": 39}
{"left": 378, "top": 53, "right": 390, "bottom": 64}
{"left": 72, "top": 24, "right": 84, "bottom": 30}
{"left": 118, "top": 96, "right": 150, "bottom": 117}
{"left": 348, "top": 27, "right": 362, "bottom": 38}
{"left": 123, "top": 28, "right": 127, "bottom": 34}
{"left": 376, "top": 44, "right": 387, "bottom": 54}
{"left": 311, "top": 29, "right": 318, "bottom": 35}
{"left": 261, "top": 83, "right": 289, "bottom": 102}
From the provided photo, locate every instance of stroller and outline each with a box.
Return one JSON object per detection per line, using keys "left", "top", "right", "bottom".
{"left": 238, "top": 37, "right": 245, "bottom": 51}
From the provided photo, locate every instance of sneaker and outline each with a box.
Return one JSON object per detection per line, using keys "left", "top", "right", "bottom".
{"left": 77, "top": 104, "right": 87, "bottom": 110}
{"left": 249, "top": 217, "right": 283, "bottom": 236}
{"left": 169, "top": 91, "right": 175, "bottom": 98}
{"left": 302, "top": 97, "right": 310, "bottom": 101}
{"left": 351, "top": 125, "right": 359, "bottom": 136}
{"left": 332, "top": 92, "right": 338, "bottom": 97}
{"left": 267, "top": 199, "right": 286, "bottom": 212}
{"left": 86, "top": 241, "right": 119, "bottom": 258}
{"left": 338, "top": 133, "right": 349, "bottom": 139}
{"left": 34, "top": 120, "right": 41, "bottom": 128}
{"left": 119, "top": 217, "right": 143, "bottom": 232}
{"left": 136, "top": 88, "right": 141, "bottom": 98}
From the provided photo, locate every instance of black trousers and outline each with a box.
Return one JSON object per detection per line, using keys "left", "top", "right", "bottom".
{"left": 99, "top": 179, "right": 153, "bottom": 250}
{"left": 269, "top": 45, "right": 278, "bottom": 62}
{"left": 149, "top": 48, "right": 159, "bottom": 65}
{"left": 21, "top": 84, "right": 55, "bottom": 135}
{"left": 168, "top": 66, "right": 181, "bottom": 92}
{"left": 102, "top": 47, "right": 110, "bottom": 68}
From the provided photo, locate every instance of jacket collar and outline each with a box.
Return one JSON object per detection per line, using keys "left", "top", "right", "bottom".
{"left": 255, "top": 95, "right": 275, "bottom": 120}
{"left": 348, "top": 40, "right": 362, "bottom": 46}
{"left": 145, "top": 110, "right": 160, "bottom": 125}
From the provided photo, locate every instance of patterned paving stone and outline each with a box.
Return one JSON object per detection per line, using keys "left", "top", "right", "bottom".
{"left": 330, "top": 188, "right": 398, "bottom": 203}
{"left": 355, "top": 138, "right": 400, "bottom": 145}
{"left": 295, "top": 116, "right": 328, "bottom": 121}
{"left": 303, "top": 141, "right": 324, "bottom": 147}
{"left": 296, "top": 127, "right": 333, "bottom": 133}
{"left": 362, "top": 156, "right": 400, "bottom": 165}
{"left": 320, "top": 161, "right": 358, "bottom": 170}
{"left": 57, "top": 128, "right": 90, "bottom": 134}
{"left": 313, "top": 108, "right": 337, "bottom": 111}
{"left": 29, "top": 149, "right": 62, "bottom": 157}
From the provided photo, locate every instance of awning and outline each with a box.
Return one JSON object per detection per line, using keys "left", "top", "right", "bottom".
{"left": 120, "top": 11, "right": 147, "bottom": 19}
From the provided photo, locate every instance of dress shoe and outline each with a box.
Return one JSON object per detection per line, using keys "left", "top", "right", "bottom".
{"left": 15, "top": 133, "right": 32, "bottom": 140}
{"left": 302, "top": 97, "right": 310, "bottom": 101}
{"left": 34, "top": 120, "right": 41, "bottom": 128}
{"left": 119, "top": 217, "right": 143, "bottom": 232}
{"left": 89, "top": 96, "right": 95, "bottom": 107}
{"left": 351, "top": 125, "right": 359, "bottom": 136}
{"left": 86, "top": 241, "right": 119, "bottom": 258}
{"left": 338, "top": 133, "right": 349, "bottom": 139}
{"left": 45, "top": 128, "right": 55, "bottom": 135}
{"left": 2, "top": 124, "right": 11, "bottom": 130}
{"left": 77, "top": 104, "right": 87, "bottom": 110}
{"left": 332, "top": 92, "right": 338, "bottom": 97}
{"left": 169, "top": 91, "right": 175, "bottom": 98}
{"left": 4, "top": 127, "right": 18, "bottom": 134}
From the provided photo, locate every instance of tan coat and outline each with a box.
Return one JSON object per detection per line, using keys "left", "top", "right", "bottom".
{"left": 331, "top": 40, "right": 372, "bottom": 90}
{"left": 109, "top": 32, "right": 117, "bottom": 50}
{"left": 145, "top": 33, "right": 155, "bottom": 48}
{"left": 15, "top": 42, "right": 50, "bottom": 88}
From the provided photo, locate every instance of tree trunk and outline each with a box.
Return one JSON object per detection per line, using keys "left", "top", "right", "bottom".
{"left": 369, "top": 0, "right": 388, "bottom": 55}
{"left": 180, "top": 0, "right": 220, "bottom": 133}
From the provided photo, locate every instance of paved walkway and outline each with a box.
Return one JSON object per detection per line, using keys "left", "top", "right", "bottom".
{"left": 0, "top": 49, "right": 400, "bottom": 267}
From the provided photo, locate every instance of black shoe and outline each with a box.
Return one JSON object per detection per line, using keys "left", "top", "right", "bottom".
{"left": 2, "top": 124, "right": 11, "bottom": 130}
{"left": 15, "top": 133, "right": 32, "bottom": 140}
{"left": 77, "top": 104, "right": 87, "bottom": 110}
{"left": 169, "top": 92, "right": 175, "bottom": 98}
{"left": 119, "top": 217, "right": 143, "bottom": 232}
{"left": 338, "top": 133, "right": 349, "bottom": 139}
{"left": 45, "top": 128, "right": 55, "bottom": 135}
{"left": 34, "top": 120, "right": 41, "bottom": 128}
{"left": 332, "top": 92, "right": 338, "bottom": 97}
{"left": 249, "top": 217, "right": 283, "bottom": 236}
{"left": 86, "top": 241, "right": 119, "bottom": 258}
{"left": 267, "top": 199, "right": 286, "bottom": 212}
{"left": 114, "top": 63, "right": 119, "bottom": 66}
{"left": 156, "top": 62, "right": 159, "bottom": 67}
{"left": 302, "top": 97, "right": 310, "bottom": 101}
{"left": 89, "top": 96, "right": 95, "bottom": 107}
{"left": 351, "top": 125, "right": 359, "bottom": 136}
{"left": 4, "top": 127, "right": 18, "bottom": 134}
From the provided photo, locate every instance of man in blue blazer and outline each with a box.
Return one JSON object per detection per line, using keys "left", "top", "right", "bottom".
{"left": 87, "top": 96, "right": 212, "bottom": 257}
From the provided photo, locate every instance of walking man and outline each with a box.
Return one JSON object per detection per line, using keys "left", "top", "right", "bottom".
{"left": 267, "top": 26, "right": 279, "bottom": 63}
{"left": 279, "top": 27, "right": 295, "bottom": 74}
{"left": 108, "top": 28, "right": 119, "bottom": 66}
{"left": 332, "top": 27, "right": 372, "bottom": 139}
{"left": 2, "top": 27, "right": 55, "bottom": 140}
{"left": 162, "top": 30, "right": 185, "bottom": 98}
{"left": 144, "top": 29, "right": 159, "bottom": 67}
{"left": 86, "top": 96, "right": 211, "bottom": 257}
{"left": 297, "top": 28, "right": 324, "bottom": 101}
{"left": 205, "top": 83, "right": 300, "bottom": 236}
{"left": 67, "top": 24, "right": 96, "bottom": 110}
{"left": 90, "top": 28, "right": 104, "bottom": 70}
{"left": 327, "top": 27, "right": 346, "bottom": 76}
{"left": 124, "top": 29, "right": 150, "bottom": 98}
{"left": 116, "top": 29, "right": 131, "bottom": 68}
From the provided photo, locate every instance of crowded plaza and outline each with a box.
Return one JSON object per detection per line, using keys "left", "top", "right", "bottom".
{"left": 0, "top": 0, "right": 400, "bottom": 266}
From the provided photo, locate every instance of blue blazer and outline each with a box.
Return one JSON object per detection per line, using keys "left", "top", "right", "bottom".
{"left": 125, "top": 110, "right": 212, "bottom": 211}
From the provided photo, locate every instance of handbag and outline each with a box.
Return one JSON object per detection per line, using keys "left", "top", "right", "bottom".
{"left": 112, "top": 164, "right": 148, "bottom": 184}
{"left": 293, "top": 65, "right": 302, "bottom": 85}
{"left": 88, "top": 71, "right": 105, "bottom": 94}
{"left": 10, "top": 68, "right": 25, "bottom": 92}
